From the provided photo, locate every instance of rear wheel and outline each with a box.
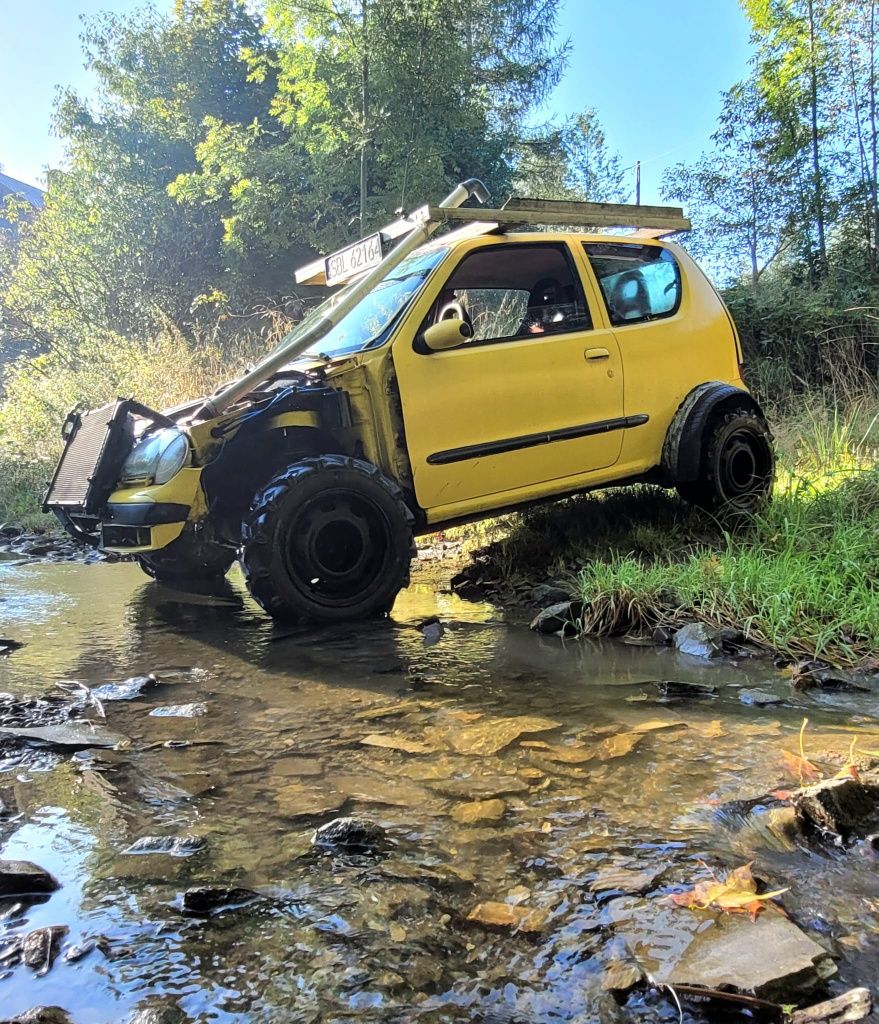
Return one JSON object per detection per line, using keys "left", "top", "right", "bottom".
{"left": 676, "top": 407, "right": 774, "bottom": 517}
{"left": 240, "top": 455, "right": 415, "bottom": 622}
{"left": 137, "top": 531, "right": 236, "bottom": 582}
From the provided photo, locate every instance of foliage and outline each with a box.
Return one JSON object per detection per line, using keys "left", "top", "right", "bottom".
{"left": 670, "top": 862, "right": 789, "bottom": 921}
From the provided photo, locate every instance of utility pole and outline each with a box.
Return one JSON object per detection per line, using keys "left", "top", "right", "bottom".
{"left": 635, "top": 161, "right": 641, "bottom": 205}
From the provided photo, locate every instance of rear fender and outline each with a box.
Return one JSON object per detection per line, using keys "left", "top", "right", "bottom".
{"left": 662, "top": 382, "right": 767, "bottom": 484}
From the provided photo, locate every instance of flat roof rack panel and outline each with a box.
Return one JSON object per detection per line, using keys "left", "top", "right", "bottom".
{"left": 427, "top": 204, "right": 690, "bottom": 233}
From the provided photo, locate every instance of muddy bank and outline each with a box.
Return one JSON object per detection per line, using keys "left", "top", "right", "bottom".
{"left": 1, "top": 560, "right": 879, "bottom": 1022}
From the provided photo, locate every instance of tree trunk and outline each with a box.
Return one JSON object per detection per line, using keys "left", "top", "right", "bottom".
{"left": 807, "top": 0, "right": 828, "bottom": 272}
{"left": 869, "top": 0, "right": 879, "bottom": 265}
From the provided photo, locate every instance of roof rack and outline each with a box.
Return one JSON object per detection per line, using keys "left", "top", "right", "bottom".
{"left": 433, "top": 196, "right": 690, "bottom": 233}
{"left": 294, "top": 194, "right": 689, "bottom": 287}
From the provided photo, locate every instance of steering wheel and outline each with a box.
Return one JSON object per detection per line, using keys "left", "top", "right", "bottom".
{"left": 437, "top": 301, "right": 473, "bottom": 335}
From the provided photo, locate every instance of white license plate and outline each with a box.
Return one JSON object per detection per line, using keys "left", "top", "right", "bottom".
{"left": 324, "top": 232, "right": 383, "bottom": 285}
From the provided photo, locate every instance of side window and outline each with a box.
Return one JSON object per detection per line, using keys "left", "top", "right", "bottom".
{"left": 427, "top": 243, "right": 592, "bottom": 345}
{"left": 584, "top": 242, "right": 682, "bottom": 327}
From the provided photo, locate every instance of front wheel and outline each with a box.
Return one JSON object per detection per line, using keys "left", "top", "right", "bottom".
{"left": 676, "top": 407, "right": 775, "bottom": 517}
{"left": 240, "top": 455, "right": 415, "bottom": 623}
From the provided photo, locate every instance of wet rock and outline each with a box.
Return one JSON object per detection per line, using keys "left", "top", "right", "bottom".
{"left": 674, "top": 622, "right": 727, "bottom": 658}
{"left": 91, "top": 675, "right": 157, "bottom": 701}
{"left": 127, "top": 999, "right": 187, "bottom": 1024}
{"left": 431, "top": 775, "right": 530, "bottom": 799}
{"left": 530, "top": 584, "right": 571, "bottom": 605}
{"left": 793, "top": 776, "right": 879, "bottom": 840}
{"left": 0, "top": 723, "right": 122, "bottom": 750}
{"left": 148, "top": 703, "right": 206, "bottom": 718}
{"left": 353, "top": 700, "right": 420, "bottom": 722}
{"left": 18, "top": 926, "right": 69, "bottom": 975}
{"left": 359, "top": 733, "right": 433, "bottom": 755}
{"left": 601, "top": 959, "right": 643, "bottom": 992}
{"left": 0, "top": 525, "right": 23, "bottom": 538}
{"left": 0, "top": 638, "right": 23, "bottom": 657}
{"left": 451, "top": 798, "right": 506, "bottom": 825}
{"left": 645, "top": 911, "right": 835, "bottom": 999}
{"left": 63, "top": 937, "right": 108, "bottom": 963}
{"left": 590, "top": 866, "right": 662, "bottom": 895}
{"left": 444, "top": 714, "right": 562, "bottom": 756}
{"left": 2, "top": 1008, "right": 74, "bottom": 1024}
{"left": 790, "top": 987, "right": 872, "bottom": 1024}
{"left": 654, "top": 680, "right": 717, "bottom": 700}
{"left": 0, "top": 860, "right": 59, "bottom": 897}
{"left": 313, "top": 816, "right": 386, "bottom": 854}
{"left": 181, "top": 886, "right": 260, "bottom": 915}
{"left": 466, "top": 901, "right": 548, "bottom": 933}
{"left": 421, "top": 618, "right": 445, "bottom": 647}
{"left": 123, "top": 836, "right": 206, "bottom": 857}
{"left": 739, "top": 688, "right": 785, "bottom": 706}
{"left": 652, "top": 625, "right": 675, "bottom": 645}
{"left": 529, "top": 600, "right": 583, "bottom": 637}
{"left": 792, "top": 662, "right": 869, "bottom": 692}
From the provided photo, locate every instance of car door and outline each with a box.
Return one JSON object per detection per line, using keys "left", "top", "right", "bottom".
{"left": 392, "top": 239, "right": 625, "bottom": 517}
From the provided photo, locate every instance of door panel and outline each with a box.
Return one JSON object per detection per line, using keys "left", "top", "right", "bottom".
{"left": 394, "top": 325, "right": 624, "bottom": 512}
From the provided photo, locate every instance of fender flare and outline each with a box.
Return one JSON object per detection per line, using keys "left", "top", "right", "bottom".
{"left": 661, "top": 382, "right": 768, "bottom": 484}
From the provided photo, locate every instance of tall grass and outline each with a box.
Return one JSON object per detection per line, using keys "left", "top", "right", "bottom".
{"left": 0, "top": 325, "right": 264, "bottom": 528}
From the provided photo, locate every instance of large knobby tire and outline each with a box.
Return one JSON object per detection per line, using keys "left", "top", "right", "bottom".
{"left": 138, "top": 531, "right": 236, "bottom": 583}
{"left": 240, "top": 455, "right": 415, "bottom": 623}
{"left": 676, "top": 406, "right": 775, "bottom": 517}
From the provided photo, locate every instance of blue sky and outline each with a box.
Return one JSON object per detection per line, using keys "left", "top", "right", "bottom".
{"left": 0, "top": 0, "right": 753, "bottom": 204}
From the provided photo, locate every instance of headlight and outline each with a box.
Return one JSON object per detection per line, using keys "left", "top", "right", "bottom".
{"left": 121, "top": 428, "right": 190, "bottom": 485}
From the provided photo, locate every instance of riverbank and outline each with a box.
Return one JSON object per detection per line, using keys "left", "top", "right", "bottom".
{"left": 451, "top": 399, "right": 879, "bottom": 667}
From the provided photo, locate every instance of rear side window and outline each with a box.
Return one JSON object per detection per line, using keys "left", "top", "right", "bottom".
{"left": 584, "top": 242, "right": 681, "bottom": 327}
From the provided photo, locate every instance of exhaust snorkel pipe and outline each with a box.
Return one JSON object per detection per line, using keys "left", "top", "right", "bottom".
{"left": 194, "top": 179, "right": 490, "bottom": 422}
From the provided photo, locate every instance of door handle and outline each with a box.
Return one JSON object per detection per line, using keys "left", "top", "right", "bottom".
{"left": 584, "top": 347, "right": 610, "bottom": 361}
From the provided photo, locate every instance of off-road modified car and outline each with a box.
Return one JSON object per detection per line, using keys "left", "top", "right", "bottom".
{"left": 42, "top": 178, "right": 774, "bottom": 623}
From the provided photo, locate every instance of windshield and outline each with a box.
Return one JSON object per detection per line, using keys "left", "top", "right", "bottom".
{"left": 274, "top": 246, "right": 448, "bottom": 362}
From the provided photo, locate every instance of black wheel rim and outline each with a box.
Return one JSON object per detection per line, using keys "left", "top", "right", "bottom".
{"left": 717, "top": 427, "right": 773, "bottom": 506}
{"left": 282, "top": 488, "right": 393, "bottom": 608}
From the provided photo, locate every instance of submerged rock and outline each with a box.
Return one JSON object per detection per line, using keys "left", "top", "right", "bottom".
{"left": 4, "top": 926, "right": 71, "bottom": 976}
{"left": 3, "top": 1008, "right": 74, "bottom": 1024}
{"left": 450, "top": 798, "right": 506, "bottom": 825}
{"left": 91, "top": 675, "right": 157, "bottom": 701}
{"left": 0, "top": 723, "right": 122, "bottom": 750}
{"left": 529, "top": 601, "right": 583, "bottom": 637}
{"left": 181, "top": 886, "right": 260, "bottom": 915}
{"left": 312, "top": 816, "right": 386, "bottom": 854}
{"left": 466, "top": 901, "right": 548, "bottom": 933}
{"left": 123, "top": 836, "right": 206, "bottom": 858}
{"left": 0, "top": 638, "right": 23, "bottom": 657}
{"left": 655, "top": 680, "right": 717, "bottom": 701}
{"left": 739, "top": 688, "right": 785, "bottom": 706}
{"left": 636, "top": 911, "right": 835, "bottom": 1000}
{"left": 148, "top": 703, "right": 206, "bottom": 718}
{"left": 0, "top": 860, "right": 59, "bottom": 897}
{"left": 445, "top": 714, "right": 562, "bottom": 756}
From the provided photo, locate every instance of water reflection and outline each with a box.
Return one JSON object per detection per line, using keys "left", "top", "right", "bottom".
{"left": 1, "top": 560, "right": 878, "bottom": 1022}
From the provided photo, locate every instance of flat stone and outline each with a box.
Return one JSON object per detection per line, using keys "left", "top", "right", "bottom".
{"left": 466, "top": 901, "right": 548, "bottom": 933}
{"left": 123, "top": 836, "right": 206, "bottom": 857}
{"left": 601, "top": 960, "right": 643, "bottom": 992}
{"left": 450, "top": 798, "right": 506, "bottom": 825}
{"left": 312, "top": 816, "right": 386, "bottom": 853}
{"left": 646, "top": 911, "right": 835, "bottom": 1000}
{"left": 148, "top": 703, "right": 206, "bottom": 718}
{"left": 590, "top": 866, "right": 662, "bottom": 895}
{"left": 0, "top": 860, "right": 59, "bottom": 897}
{"left": 360, "top": 733, "right": 433, "bottom": 755}
{"left": 444, "top": 715, "right": 562, "bottom": 756}
{"left": 91, "top": 675, "right": 157, "bottom": 701}
{"left": 739, "top": 688, "right": 785, "bottom": 706}
{"left": 275, "top": 783, "right": 347, "bottom": 821}
{"left": 5, "top": 1009, "right": 73, "bottom": 1024}
{"left": 0, "top": 723, "right": 122, "bottom": 750}
{"left": 655, "top": 680, "right": 717, "bottom": 700}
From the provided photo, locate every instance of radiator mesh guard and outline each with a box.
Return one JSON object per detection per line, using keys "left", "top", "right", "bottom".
{"left": 43, "top": 401, "right": 133, "bottom": 513}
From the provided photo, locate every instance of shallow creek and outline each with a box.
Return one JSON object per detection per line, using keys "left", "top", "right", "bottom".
{"left": 1, "top": 559, "right": 878, "bottom": 1023}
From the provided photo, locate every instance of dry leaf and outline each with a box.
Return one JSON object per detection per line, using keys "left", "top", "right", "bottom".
{"left": 781, "top": 749, "right": 821, "bottom": 783}
{"left": 671, "top": 862, "right": 788, "bottom": 921}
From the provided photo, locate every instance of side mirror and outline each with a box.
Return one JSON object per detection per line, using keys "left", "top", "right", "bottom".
{"left": 422, "top": 318, "right": 472, "bottom": 352}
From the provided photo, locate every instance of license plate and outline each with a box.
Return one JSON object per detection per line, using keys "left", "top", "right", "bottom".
{"left": 324, "top": 232, "right": 383, "bottom": 285}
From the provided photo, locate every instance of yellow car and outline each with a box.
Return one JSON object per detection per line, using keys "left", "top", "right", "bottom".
{"left": 43, "top": 179, "right": 773, "bottom": 622}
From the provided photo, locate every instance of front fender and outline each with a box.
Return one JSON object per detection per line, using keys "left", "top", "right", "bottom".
{"left": 661, "top": 382, "right": 767, "bottom": 484}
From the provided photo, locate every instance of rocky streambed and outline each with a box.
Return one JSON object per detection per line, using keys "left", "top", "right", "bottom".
{"left": 0, "top": 557, "right": 878, "bottom": 1023}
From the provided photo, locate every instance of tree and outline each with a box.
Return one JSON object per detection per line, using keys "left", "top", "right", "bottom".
{"left": 516, "top": 109, "right": 626, "bottom": 204}
{"left": 663, "top": 81, "right": 793, "bottom": 291}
